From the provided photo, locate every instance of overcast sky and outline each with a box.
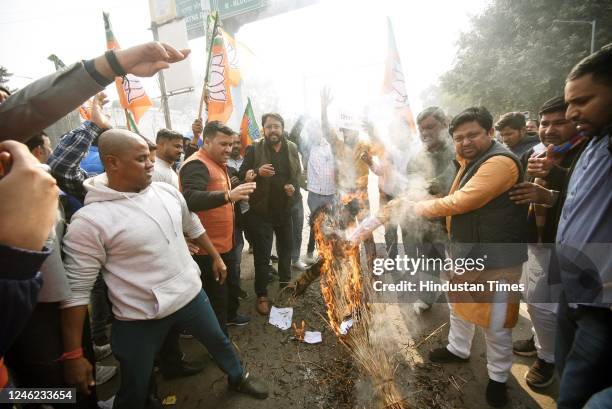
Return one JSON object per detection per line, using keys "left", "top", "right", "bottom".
{"left": 1, "top": 0, "right": 488, "bottom": 131}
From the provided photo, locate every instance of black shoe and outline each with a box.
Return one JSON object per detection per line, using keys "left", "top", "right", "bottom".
{"left": 145, "top": 394, "right": 164, "bottom": 409}
{"left": 227, "top": 314, "right": 251, "bottom": 326}
{"left": 513, "top": 335, "right": 536, "bottom": 357}
{"left": 160, "top": 359, "right": 206, "bottom": 380}
{"left": 525, "top": 358, "right": 555, "bottom": 389}
{"left": 179, "top": 329, "right": 193, "bottom": 339}
{"left": 238, "top": 288, "right": 249, "bottom": 300}
{"left": 486, "top": 379, "right": 508, "bottom": 407}
{"left": 428, "top": 347, "right": 469, "bottom": 364}
{"left": 229, "top": 372, "right": 269, "bottom": 399}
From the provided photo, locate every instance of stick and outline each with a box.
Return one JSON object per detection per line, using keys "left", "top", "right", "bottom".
{"left": 124, "top": 109, "right": 131, "bottom": 131}
{"left": 405, "top": 322, "right": 448, "bottom": 350}
{"left": 198, "top": 10, "right": 220, "bottom": 118}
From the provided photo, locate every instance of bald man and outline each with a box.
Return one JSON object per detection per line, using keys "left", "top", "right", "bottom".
{"left": 59, "top": 130, "right": 268, "bottom": 408}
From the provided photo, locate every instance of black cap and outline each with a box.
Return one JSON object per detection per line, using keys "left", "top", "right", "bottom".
{"left": 538, "top": 96, "right": 567, "bottom": 116}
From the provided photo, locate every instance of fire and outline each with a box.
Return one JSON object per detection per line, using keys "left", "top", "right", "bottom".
{"left": 312, "top": 203, "right": 407, "bottom": 409}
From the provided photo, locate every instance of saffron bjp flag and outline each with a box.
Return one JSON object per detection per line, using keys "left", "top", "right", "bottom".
{"left": 239, "top": 98, "right": 261, "bottom": 155}
{"left": 103, "top": 12, "right": 152, "bottom": 123}
{"left": 220, "top": 28, "right": 241, "bottom": 86}
{"left": 206, "top": 31, "right": 233, "bottom": 123}
{"left": 382, "top": 17, "right": 417, "bottom": 134}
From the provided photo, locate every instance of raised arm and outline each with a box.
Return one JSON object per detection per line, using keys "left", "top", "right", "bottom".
{"left": 0, "top": 42, "right": 190, "bottom": 141}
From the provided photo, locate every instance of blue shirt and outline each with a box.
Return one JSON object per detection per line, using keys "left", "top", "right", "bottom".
{"left": 81, "top": 145, "right": 104, "bottom": 176}
{"left": 556, "top": 130, "right": 612, "bottom": 306}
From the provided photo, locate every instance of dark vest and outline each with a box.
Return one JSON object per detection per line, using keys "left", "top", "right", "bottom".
{"left": 450, "top": 141, "right": 528, "bottom": 269}
{"left": 249, "top": 138, "right": 301, "bottom": 216}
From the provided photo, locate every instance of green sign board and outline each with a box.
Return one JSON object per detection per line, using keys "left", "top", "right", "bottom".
{"left": 175, "top": 0, "right": 206, "bottom": 40}
{"left": 175, "top": 0, "right": 266, "bottom": 40}
{"left": 211, "top": 0, "right": 265, "bottom": 19}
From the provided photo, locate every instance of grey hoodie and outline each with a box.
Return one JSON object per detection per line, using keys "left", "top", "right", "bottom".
{"left": 61, "top": 174, "right": 205, "bottom": 320}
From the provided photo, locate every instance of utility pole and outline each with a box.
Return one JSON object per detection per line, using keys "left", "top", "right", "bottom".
{"left": 553, "top": 19, "right": 596, "bottom": 54}
{"left": 151, "top": 21, "right": 172, "bottom": 129}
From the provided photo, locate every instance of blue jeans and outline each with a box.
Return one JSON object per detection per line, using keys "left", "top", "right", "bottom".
{"left": 584, "top": 387, "right": 612, "bottom": 409}
{"left": 556, "top": 292, "right": 612, "bottom": 409}
{"left": 291, "top": 197, "right": 304, "bottom": 263}
{"left": 111, "top": 291, "right": 243, "bottom": 409}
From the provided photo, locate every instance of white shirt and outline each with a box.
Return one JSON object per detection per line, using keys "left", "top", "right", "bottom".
{"left": 153, "top": 158, "right": 179, "bottom": 189}
{"left": 61, "top": 175, "right": 205, "bottom": 320}
{"left": 307, "top": 140, "right": 336, "bottom": 196}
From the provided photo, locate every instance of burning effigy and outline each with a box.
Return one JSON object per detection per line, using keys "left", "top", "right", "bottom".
{"left": 305, "top": 203, "right": 407, "bottom": 409}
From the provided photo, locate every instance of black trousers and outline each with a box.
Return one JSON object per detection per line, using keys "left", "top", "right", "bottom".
{"left": 4, "top": 302, "right": 98, "bottom": 408}
{"left": 193, "top": 250, "right": 237, "bottom": 335}
{"left": 246, "top": 211, "right": 293, "bottom": 296}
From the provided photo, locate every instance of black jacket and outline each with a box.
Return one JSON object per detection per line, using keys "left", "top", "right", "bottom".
{"left": 450, "top": 141, "right": 528, "bottom": 269}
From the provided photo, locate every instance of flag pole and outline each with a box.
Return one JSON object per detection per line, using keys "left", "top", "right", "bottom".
{"left": 124, "top": 109, "right": 132, "bottom": 131}
{"left": 198, "top": 10, "right": 220, "bottom": 119}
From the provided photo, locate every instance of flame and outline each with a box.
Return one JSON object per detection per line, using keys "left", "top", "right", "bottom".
{"left": 313, "top": 206, "right": 364, "bottom": 338}
{"left": 312, "top": 202, "right": 407, "bottom": 409}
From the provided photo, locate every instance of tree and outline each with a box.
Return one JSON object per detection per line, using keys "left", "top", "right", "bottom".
{"left": 439, "top": 0, "right": 612, "bottom": 118}
{"left": 0, "top": 66, "right": 13, "bottom": 85}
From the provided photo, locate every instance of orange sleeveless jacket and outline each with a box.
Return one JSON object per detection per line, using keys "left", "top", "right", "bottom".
{"left": 181, "top": 150, "right": 234, "bottom": 255}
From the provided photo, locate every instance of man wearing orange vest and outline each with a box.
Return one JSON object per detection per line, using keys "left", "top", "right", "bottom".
{"left": 180, "top": 121, "right": 256, "bottom": 332}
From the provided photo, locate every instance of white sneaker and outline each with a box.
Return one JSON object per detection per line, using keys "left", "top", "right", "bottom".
{"left": 94, "top": 343, "right": 112, "bottom": 361}
{"left": 413, "top": 300, "right": 431, "bottom": 315}
{"left": 291, "top": 260, "right": 308, "bottom": 271}
{"left": 303, "top": 253, "right": 318, "bottom": 264}
{"left": 95, "top": 365, "right": 117, "bottom": 385}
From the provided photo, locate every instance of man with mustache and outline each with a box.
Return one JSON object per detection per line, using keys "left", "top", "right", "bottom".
{"left": 509, "top": 96, "right": 584, "bottom": 390}
{"left": 180, "top": 121, "right": 256, "bottom": 330}
{"left": 60, "top": 129, "right": 267, "bottom": 408}
{"left": 239, "top": 113, "right": 302, "bottom": 315}
{"left": 551, "top": 44, "right": 612, "bottom": 409}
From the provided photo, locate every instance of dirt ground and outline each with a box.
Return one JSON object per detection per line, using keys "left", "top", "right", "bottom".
{"left": 98, "top": 184, "right": 558, "bottom": 408}
{"left": 98, "top": 249, "right": 558, "bottom": 409}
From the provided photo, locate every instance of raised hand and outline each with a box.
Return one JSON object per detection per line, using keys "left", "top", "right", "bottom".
{"left": 115, "top": 42, "right": 191, "bottom": 78}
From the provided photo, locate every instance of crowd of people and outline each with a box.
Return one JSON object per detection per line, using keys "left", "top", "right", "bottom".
{"left": 0, "top": 38, "right": 610, "bottom": 409}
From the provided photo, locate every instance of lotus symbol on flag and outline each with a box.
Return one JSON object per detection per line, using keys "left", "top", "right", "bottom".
{"left": 208, "top": 54, "right": 228, "bottom": 102}
{"left": 122, "top": 74, "right": 147, "bottom": 104}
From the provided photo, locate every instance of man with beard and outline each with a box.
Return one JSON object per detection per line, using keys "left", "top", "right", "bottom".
{"left": 377, "top": 107, "right": 528, "bottom": 407}
{"left": 404, "top": 106, "right": 456, "bottom": 313}
{"left": 239, "top": 113, "right": 302, "bottom": 315}
{"left": 496, "top": 112, "right": 540, "bottom": 157}
{"left": 552, "top": 44, "right": 612, "bottom": 409}
{"left": 181, "top": 121, "right": 255, "bottom": 330}
{"left": 153, "top": 129, "right": 184, "bottom": 189}
{"left": 508, "top": 96, "right": 584, "bottom": 390}
{"left": 60, "top": 129, "right": 267, "bottom": 408}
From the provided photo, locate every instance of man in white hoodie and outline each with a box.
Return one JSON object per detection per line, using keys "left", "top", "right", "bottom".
{"left": 59, "top": 129, "right": 268, "bottom": 408}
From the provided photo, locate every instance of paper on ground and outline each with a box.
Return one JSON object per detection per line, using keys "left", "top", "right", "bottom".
{"left": 269, "top": 306, "right": 293, "bottom": 330}
{"left": 340, "top": 318, "right": 354, "bottom": 335}
{"left": 304, "top": 331, "right": 322, "bottom": 344}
